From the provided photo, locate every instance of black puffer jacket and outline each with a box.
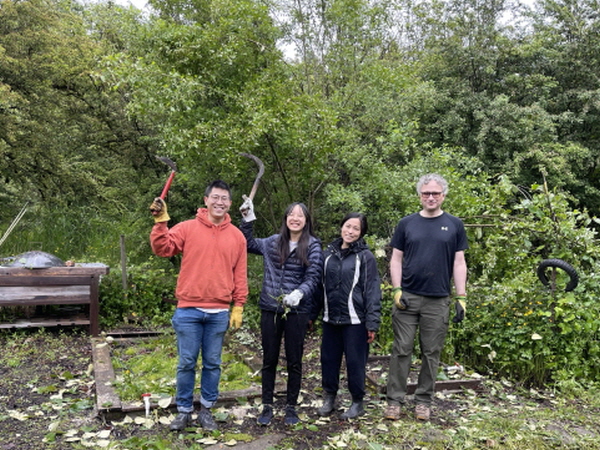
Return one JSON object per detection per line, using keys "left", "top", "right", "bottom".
{"left": 241, "top": 220, "right": 324, "bottom": 315}
{"left": 313, "top": 237, "right": 381, "bottom": 331}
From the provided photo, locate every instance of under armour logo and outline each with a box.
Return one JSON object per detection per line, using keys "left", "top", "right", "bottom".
{"left": 441, "top": 226, "right": 448, "bottom": 231}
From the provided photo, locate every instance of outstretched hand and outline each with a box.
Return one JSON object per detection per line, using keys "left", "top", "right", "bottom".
{"left": 239, "top": 195, "right": 256, "bottom": 222}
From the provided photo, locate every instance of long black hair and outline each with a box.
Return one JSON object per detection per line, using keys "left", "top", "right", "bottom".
{"left": 277, "top": 202, "right": 316, "bottom": 267}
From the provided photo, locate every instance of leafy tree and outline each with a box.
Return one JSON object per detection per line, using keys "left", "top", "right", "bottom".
{"left": 453, "top": 180, "right": 600, "bottom": 386}
{"left": 0, "top": 0, "right": 160, "bottom": 260}
{"left": 525, "top": 0, "right": 600, "bottom": 210}
{"left": 402, "top": 0, "right": 600, "bottom": 213}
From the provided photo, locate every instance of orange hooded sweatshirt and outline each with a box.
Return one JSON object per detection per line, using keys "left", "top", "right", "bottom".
{"left": 150, "top": 208, "right": 248, "bottom": 309}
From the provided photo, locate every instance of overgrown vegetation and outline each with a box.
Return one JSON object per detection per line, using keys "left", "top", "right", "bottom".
{"left": 2, "top": 0, "right": 600, "bottom": 399}
{"left": 110, "top": 332, "right": 259, "bottom": 402}
{"left": 98, "top": 261, "right": 178, "bottom": 329}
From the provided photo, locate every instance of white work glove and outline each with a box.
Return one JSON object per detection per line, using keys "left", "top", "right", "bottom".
{"left": 283, "top": 289, "right": 303, "bottom": 307}
{"left": 239, "top": 195, "right": 256, "bottom": 222}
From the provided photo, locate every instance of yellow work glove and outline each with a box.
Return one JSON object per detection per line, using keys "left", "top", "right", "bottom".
{"left": 150, "top": 197, "right": 170, "bottom": 223}
{"left": 229, "top": 306, "right": 243, "bottom": 330}
{"left": 393, "top": 287, "right": 409, "bottom": 310}
{"left": 452, "top": 295, "right": 466, "bottom": 323}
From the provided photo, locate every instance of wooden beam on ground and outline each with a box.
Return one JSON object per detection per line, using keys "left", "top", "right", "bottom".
{"left": 92, "top": 338, "right": 122, "bottom": 413}
{"left": 367, "top": 372, "right": 482, "bottom": 395}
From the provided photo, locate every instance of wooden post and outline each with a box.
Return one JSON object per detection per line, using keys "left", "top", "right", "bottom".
{"left": 89, "top": 274, "right": 100, "bottom": 336}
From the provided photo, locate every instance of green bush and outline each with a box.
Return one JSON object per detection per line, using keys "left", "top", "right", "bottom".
{"left": 100, "top": 257, "right": 177, "bottom": 329}
{"left": 241, "top": 255, "right": 264, "bottom": 331}
{"left": 452, "top": 182, "right": 600, "bottom": 387}
{"left": 373, "top": 285, "right": 394, "bottom": 355}
{"left": 100, "top": 254, "right": 264, "bottom": 331}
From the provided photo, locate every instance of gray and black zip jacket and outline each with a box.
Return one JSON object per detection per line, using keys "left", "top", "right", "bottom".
{"left": 313, "top": 237, "right": 381, "bottom": 331}
{"left": 241, "top": 219, "right": 324, "bottom": 315}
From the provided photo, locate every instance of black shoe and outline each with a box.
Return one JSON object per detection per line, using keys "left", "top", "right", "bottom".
{"left": 257, "top": 404, "right": 274, "bottom": 426}
{"left": 284, "top": 405, "right": 299, "bottom": 426}
{"left": 169, "top": 412, "right": 192, "bottom": 431}
{"left": 341, "top": 401, "right": 365, "bottom": 419}
{"left": 197, "top": 406, "right": 218, "bottom": 431}
{"left": 317, "top": 393, "right": 336, "bottom": 416}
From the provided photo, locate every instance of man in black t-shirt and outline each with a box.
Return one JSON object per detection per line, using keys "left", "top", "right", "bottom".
{"left": 384, "top": 173, "right": 468, "bottom": 422}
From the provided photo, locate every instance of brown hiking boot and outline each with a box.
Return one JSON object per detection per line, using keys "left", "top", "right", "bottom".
{"left": 384, "top": 404, "right": 400, "bottom": 420}
{"left": 415, "top": 403, "right": 430, "bottom": 421}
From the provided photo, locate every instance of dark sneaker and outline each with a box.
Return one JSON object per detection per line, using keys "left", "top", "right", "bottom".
{"left": 197, "top": 406, "right": 218, "bottom": 431}
{"left": 257, "top": 404, "right": 274, "bottom": 426}
{"left": 341, "top": 401, "right": 364, "bottom": 419}
{"left": 284, "top": 405, "right": 299, "bottom": 426}
{"left": 169, "top": 412, "right": 192, "bottom": 431}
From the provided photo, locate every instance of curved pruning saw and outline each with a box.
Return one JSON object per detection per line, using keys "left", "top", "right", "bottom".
{"left": 240, "top": 153, "right": 265, "bottom": 200}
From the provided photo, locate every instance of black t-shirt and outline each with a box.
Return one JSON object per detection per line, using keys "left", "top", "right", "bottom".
{"left": 390, "top": 212, "right": 468, "bottom": 297}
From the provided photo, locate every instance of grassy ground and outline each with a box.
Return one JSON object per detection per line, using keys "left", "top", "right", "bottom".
{"left": 0, "top": 327, "right": 599, "bottom": 449}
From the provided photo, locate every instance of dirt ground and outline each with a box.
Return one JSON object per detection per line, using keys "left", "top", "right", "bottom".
{"left": 0, "top": 330, "right": 588, "bottom": 450}
{"left": 0, "top": 325, "right": 482, "bottom": 450}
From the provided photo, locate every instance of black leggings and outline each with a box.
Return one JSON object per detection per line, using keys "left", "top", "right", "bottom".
{"left": 260, "top": 310, "right": 309, "bottom": 406}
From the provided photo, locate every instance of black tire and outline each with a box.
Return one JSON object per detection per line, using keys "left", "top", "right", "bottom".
{"left": 537, "top": 259, "right": 579, "bottom": 292}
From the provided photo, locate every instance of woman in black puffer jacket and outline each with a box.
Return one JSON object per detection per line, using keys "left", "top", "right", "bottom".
{"left": 240, "top": 200, "right": 323, "bottom": 427}
{"left": 313, "top": 212, "right": 381, "bottom": 419}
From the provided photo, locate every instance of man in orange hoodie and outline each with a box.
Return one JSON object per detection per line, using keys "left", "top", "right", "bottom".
{"left": 150, "top": 180, "right": 248, "bottom": 432}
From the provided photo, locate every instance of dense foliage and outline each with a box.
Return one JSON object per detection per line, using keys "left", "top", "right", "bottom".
{"left": 2, "top": 0, "right": 600, "bottom": 388}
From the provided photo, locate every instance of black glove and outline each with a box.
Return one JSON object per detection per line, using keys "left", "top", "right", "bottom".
{"left": 452, "top": 296, "right": 466, "bottom": 323}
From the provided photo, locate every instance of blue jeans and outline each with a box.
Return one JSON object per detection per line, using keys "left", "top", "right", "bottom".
{"left": 171, "top": 307, "right": 229, "bottom": 412}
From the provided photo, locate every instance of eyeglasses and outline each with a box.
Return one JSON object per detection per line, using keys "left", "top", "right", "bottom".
{"left": 208, "top": 195, "right": 231, "bottom": 202}
{"left": 420, "top": 191, "right": 443, "bottom": 198}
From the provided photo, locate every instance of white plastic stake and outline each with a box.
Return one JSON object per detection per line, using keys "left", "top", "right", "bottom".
{"left": 142, "top": 393, "right": 151, "bottom": 417}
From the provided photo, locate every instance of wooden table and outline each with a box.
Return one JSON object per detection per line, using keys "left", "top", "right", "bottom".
{"left": 0, "top": 264, "right": 109, "bottom": 336}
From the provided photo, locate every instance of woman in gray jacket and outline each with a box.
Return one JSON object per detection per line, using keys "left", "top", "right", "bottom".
{"left": 240, "top": 199, "right": 323, "bottom": 426}
{"left": 313, "top": 212, "right": 381, "bottom": 419}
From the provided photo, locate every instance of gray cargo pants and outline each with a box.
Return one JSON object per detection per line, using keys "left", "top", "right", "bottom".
{"left": 386, "top": 292, "right": 450, "bottom": 406}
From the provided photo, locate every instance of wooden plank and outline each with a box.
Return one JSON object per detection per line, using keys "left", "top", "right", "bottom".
{"left": 367, "top": 372, "right": 482, "bottom": 394}
{"left": 413, "top": 378, "right": 481, "bottom": 394}
{"left": 0, "top": 265, "right": 109, "bottom": 277}
{"left": 0, "top": 315, "right": 90, "bottom": 329}
{"left": 0, "top": 276, "right": 94, "bottom": 286}
{"left": 119, "top": 387, "right": 263, "bottom": 414}
{"left": 92, "top": 339, "right": 122, "bottom": 412}
{"left": 0, "top": 296, "right": 92, "bottom": 306}
{"left": 0, "top": 286, "right": 91, "bottom": 304}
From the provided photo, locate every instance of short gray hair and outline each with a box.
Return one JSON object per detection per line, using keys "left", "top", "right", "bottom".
{"left": 416, "top": 173, "right": 448, "bottom": 195}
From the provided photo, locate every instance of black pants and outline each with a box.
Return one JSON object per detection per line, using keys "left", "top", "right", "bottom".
{"left": 320, "top": 321, "right": 369, "bottom": 402}
{"left": 260, "top": 310, "right": 309, "bottom": 406}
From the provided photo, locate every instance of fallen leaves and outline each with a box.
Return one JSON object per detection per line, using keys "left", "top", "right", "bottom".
{"left": 8, "top": 410, "right": 29, "bottom": 421}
